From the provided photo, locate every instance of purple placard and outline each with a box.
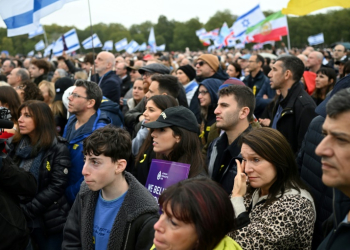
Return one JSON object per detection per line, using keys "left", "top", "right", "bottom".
{"left": 145, "top": 159, "right": 190, "bottom": 203}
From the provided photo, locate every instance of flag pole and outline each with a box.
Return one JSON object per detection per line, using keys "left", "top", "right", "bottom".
{"left": 43, "top": 27, "right": 49, "bottom": 47}
{"left": 87, "top": 0, "right": 96, "bottom": 79}
{"left": 286, "top": 15, "right": 291, "bottom": 51}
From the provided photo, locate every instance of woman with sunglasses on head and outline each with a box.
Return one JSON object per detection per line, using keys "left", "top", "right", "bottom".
{"left": 229, "top": 127, "right": 315, "bottom": 249}
{"left": 151, "top": 178, "right": 242, "bottom": 250}
{"left": 133, "top": 95, "right": 179, "bottom": 185}
{"left": 10, "top": 100, "right": 71, "bottom": 250}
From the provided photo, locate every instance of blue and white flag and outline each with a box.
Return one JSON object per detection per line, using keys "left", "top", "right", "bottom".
{"left": 126, "top": 40, "right": 139, "bottom": 54}
{"left": 29, "top": 24, "right": 44, "bottom": 38}
{"left": 0, "top": 0, "right": 78, "bottom": 37}
{"left": 231, "top": 4, "right": 265, "bottom": 38}
{"left": 102, "top": 40, "right": 113, "bottom": 51}
{"left": 156, "top": 44, "right": 166, "bottom": 52}
{"left": 138, "top": 42, "right": 147, "bottom": 51}
{"left": 196, "top": 28, "right": 206, "bottom": 37}
{"left": 35, "top": 40, "right": 45, "bottom": 51}
{"left": 115, "top": 38, "right": 128, "bottom": 51}
{"left": 148, "top": 27, "right": 157, "bottom": 53}
{"left": 52, "top": 28, "right": 80, "bottom": 56}
{"left": 27, "top": 50, "right": 34, "bottom": 57}
{"left": 308, "top": 33, "right": 324, "bottom": 46}
{"left": 44, "top": 42, "right": 55, "bottom": 57}
{"left": 235, "top": 43, "right": 245, "bottom": 49}
{"left": 207, "top": 45, "right": 216, "bottom": 52}
{"left": 82, "top": 33, "right": 102, "bottom": 49}
{"left": 226, "top": 37, "right": 236, "bottom": 48}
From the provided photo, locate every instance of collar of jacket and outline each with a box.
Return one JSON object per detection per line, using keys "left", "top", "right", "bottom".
{"left": 279, "top": 81, "right": 304, "bottom": 109}
{"left": 79, "top": 172, "right": 158, "bottom": 221}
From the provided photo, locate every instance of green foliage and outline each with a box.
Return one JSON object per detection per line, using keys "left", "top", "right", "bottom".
{"left": 172, "top": 18, "right": 204, "bottom": 51}
{"left": 1, "top": 8, "right": 350, "bottom": 55}
{"left": 204, "top": 9, "right": 237, "bottom": 31}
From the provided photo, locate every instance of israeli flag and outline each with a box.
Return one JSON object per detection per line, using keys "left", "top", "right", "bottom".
{"left": 27, "top": 50, "right": 34, "bottom": 57}
{"left": 115, "top": 38, "right": 128, "bottom": 52}
{"left": 148, "top": 27, "right": 157, "bottom": 53}
{"left": 102, "top": 40, "right": 113, "bottom": 51}
{"left": 44, "top": 42, "right": 55, "bottom": 57}
{"left": 82, "top": 33, "right": 102, "bottom": 49}
{"left": 138, "top": 42, "right": 147, "bottom": 51}
{"left": 126, "top": 40, "right": 139, "bottom": 54}
{"left": 231, "top": 4, "right": 265, "bottom": 38}
{"left": 52, "top": 28, "right": 80, "bottom": 56}
{"left": 29, "top": 24, "right": 44, "bottom": 38}
{"left": 35, "top": 40, "right": 45, "bottom": 51}
{"left": 308, "top": 33, "right": 324, "bottom": 46}
{"left": 0, "top": 0, "right": 78, "bottom": 37}
{"left": 156, "top": 44, "right": 166, "bottom": 52}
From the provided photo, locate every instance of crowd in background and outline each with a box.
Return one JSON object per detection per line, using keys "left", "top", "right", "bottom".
{"left": 0, "top": 42, "right": 350, "bottom": 250}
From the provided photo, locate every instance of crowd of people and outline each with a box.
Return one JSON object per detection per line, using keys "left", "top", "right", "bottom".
{"left": 0, "top": 43, "right": 350, "bottom": 250}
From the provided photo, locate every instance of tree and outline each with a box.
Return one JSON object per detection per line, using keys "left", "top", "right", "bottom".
{"left": 155, "top": 16, "right": 175, "bottom": 48}
{"left": 172, "top": 18, "right": 204, "bottom": 51}
{"left": 204, "top": 10, "right": 237, "bottom": 31}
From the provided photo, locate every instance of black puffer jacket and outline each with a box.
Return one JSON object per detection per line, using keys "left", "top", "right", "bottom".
{"left": 297, "top": 116, "right": 333, "bottom": 249}
{"left": 13, "top": 136, "right": 71, "bottom": 235}
{"left": 0, "top": 156, "right": 37, "bottom": 250}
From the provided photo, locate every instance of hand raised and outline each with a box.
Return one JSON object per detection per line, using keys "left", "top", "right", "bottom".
{"left": 232, "top": 159, "right": 247, "bottom": 197}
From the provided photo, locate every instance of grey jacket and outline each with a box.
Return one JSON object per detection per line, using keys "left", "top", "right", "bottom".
{"left": 62, "top": 172, "right": 159, "bottom": 250}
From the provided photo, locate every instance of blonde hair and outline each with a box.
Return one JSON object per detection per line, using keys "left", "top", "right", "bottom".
{"left": 74, "top": 71, "right": 88, "bottom": 80}
{"left": 38, "top": 80, "right": 55, "bottom": 103}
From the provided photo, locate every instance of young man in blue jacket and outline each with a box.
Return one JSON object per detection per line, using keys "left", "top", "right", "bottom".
{"left": 63, "top": 80, "right": 110, "bottom": 204}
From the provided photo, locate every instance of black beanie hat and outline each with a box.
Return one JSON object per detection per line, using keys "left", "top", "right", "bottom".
{"left": 178, "top": 65, "right": 196, "bottom": 81}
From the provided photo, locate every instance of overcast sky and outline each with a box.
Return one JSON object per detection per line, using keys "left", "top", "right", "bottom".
{"left": 0, "top": 0, "right": 342, "bottom": 30}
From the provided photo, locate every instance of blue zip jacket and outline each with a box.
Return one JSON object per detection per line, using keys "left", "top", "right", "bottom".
{"left": 63, "top": 109, "right": 110, "bottom": 204}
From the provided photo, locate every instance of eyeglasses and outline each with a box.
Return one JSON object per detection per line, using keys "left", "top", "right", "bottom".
{"left": 15, "top": 85, "right": 25, "bottom": 90}
{"left": 198, "top": 90, "right": 209, "bottom": 96}
{"left": 196, "top": 61, "right": 206, "bottom": 67}
{"left": 68, "top": 93, "right": 89, "bottom": 100}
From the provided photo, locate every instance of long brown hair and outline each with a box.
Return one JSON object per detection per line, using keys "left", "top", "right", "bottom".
{"left": 135, "top": 95, "right": 178, "bottom": 163}
{"left": 0, "top": 86, "right": 21, "bottom": 122}
{"left": 13, "top": 100, "right": 57, "bottom": 153}
{"left": 241, "top": 127, "right": 310, "bottom": 207}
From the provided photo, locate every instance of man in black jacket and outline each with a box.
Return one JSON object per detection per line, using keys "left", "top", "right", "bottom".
{"left": 207, "top": 85, "right": 255, "bottom": 194}
{"left": 316, "top": 88, "right": 350, "bottom": 250}
{"left": 243, "top": 54, "right": 275, "bottom": 118}
{"left": 95, "top": 52, "right": 121, "bottom": 103}
{"left": 268, "top": 55, "right": 317, "bottom": 155}
{"left": 62, "top": 126, "right": 158, "bottom": 250}
{"left": 0, "top": 156, "right": 37, "bottom": 250}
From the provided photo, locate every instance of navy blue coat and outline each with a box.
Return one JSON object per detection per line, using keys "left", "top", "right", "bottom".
{"left": 98, "top": 71, "right": 121, "bottom": 103}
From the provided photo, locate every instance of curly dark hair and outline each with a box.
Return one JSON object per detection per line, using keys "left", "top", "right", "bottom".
{"left": 21, "top": 80, "right": 44, "bottom": 102}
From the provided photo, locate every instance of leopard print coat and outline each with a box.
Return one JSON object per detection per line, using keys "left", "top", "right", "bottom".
{"left": 229, "top": 189, "right": 315, "bottom": 249}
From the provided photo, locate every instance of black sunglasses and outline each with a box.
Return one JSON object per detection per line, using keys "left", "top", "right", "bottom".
{"left": 196, "top": 61, "right": 206, "bottom": 67}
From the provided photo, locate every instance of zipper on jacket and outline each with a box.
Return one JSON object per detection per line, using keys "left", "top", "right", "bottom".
{"left": 332, "top": 188, "right": 338, "bottom": 232}
{"left": 123, "top": 223, "right": 132, "bottom": 250}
